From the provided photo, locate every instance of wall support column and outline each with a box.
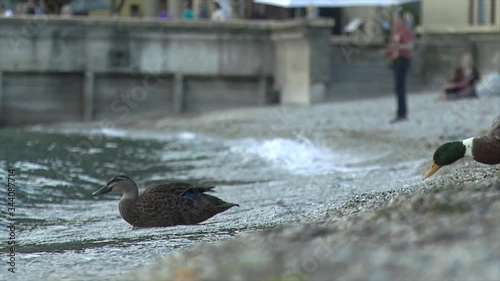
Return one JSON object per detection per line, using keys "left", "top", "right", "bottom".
{"left": 173, "top": 73, "right": 184, "bottom": 113}
{"left": 0, "top": 71, "right": 4, "bottom": 124}
{"left": 83, "top": 71, "right": 95, "bottom": 122}
{"left": 144, "top": 0, "right": 158, "bottom": 17}
{"left": 168, "top": 0, "right": 183, "bottom": 19}
{"left": 258, "top": 76, "right": 267, "bottom": 105}
{"left": 273, "top": 33, "right": 311, "bottom": 105}
{"left": 193, "top": 0, "right": 200, "bottom": 19}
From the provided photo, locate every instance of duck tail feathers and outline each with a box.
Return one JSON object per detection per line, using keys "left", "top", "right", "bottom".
{"left": 219, "top": 202, "right": 239, "bottom": 209}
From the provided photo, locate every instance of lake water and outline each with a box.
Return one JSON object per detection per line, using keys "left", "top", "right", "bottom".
{"left": 0, "top": 124, "right": 424, "bottom": 281}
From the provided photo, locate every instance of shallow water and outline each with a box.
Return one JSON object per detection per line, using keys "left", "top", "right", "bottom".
{"left": 0, "top": 125, "right": 425, "bottom": 281}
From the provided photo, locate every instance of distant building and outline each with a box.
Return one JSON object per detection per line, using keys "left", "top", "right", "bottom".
{"left": 421, "top": 0, "right": 500, "bottom": 27}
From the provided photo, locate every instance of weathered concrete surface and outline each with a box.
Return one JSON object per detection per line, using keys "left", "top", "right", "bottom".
{"left": 273, "top": 35, "right": 311, "bottom": 105}
{"left": 0, "top": 17, "right": 334, "bottom": 126}
{"left": 120, "top": 167, "right": 499, "bottom": 281}
{"left": 1, "top": 72, "right": 83, "bottom": 125}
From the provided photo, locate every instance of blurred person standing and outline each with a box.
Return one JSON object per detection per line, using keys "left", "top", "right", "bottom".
{"left": 60, "top": 4, "right": 72, "bottom": 17}
{"left": 22, "top": 0, "right": 43, "bottom": 14}
{"left": 34, "top": 0, "right": 44, "bottom": 14}
{"left": 306, "top": 4, "right": 318, "bottom": 19}
{"left": 0, "top": 3, "right": 13, "bottom": 17}
{"left": 130, "top": 4, "right": 141, "bottom": 17}
{"left": 25, "top": 0, "right": 36, "bottom": 14}
{"left": 211, "top": 1, "right": 226, "bottom": 21}
{"left": 198, "top": 0, "right": 209, "bottom": 19}
{"left": 182, "top": 1, "right": 194, "bottom": 20}
{"left": 387, "top": 11, "right": 413, "bottom": 123}
{"left": 250, "top": 4, "right": 266, "bottom": 19}
{"left": 157, "top": 1, "right": 171, "bottom": 20}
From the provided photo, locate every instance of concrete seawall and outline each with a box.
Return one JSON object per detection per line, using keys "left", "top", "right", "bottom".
{"left": 1, "top": 17, "right": 498, "bottom": 127}
{"left": 0, "top": 17, "right": 333, "bottom": 126}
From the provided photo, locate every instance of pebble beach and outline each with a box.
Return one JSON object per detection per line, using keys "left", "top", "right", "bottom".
{"left": 109, "top": 92, "right": 500, "bottom": 281}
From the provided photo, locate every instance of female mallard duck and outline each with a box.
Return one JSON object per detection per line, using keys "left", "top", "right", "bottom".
{"left": 93, "top": 175, "right": 239, "bottom": 229}
{"left": 423, "top": 115, "right": 500, "bottom": 179}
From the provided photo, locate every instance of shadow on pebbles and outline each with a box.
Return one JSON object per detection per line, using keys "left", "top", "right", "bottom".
{"left": 120, "top": 166, "right": 500, "bottom": 281}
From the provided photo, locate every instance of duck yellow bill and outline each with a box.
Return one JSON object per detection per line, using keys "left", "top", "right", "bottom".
{"left": 423, "top": 161, "right": 441, "bottom": 180}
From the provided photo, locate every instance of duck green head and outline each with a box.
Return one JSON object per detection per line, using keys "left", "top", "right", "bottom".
{"left": 423, "top": 141, "right": 467, "bottom": 180}
{"left": 93, "top": 175, "right": 137, "bottom": 196}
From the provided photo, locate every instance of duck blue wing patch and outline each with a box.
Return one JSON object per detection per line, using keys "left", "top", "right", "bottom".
{"left": 181, "top": 190, "right": 200, "bottom": 200}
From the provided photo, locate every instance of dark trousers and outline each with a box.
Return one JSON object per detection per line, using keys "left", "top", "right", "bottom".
{"left": 393, "top": 58, "right": 411, "bottom": 118}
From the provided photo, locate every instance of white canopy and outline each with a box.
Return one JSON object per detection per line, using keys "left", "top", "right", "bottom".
{"left": 253, "top": 0, "right": 419, "bottom": 8}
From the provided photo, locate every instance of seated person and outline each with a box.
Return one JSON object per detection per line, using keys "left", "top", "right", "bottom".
{"left": 443, "top": 67, "right": 465, "bottom": 94}
{"left": 440, "top": 53, "right": 480, "bottom": 100}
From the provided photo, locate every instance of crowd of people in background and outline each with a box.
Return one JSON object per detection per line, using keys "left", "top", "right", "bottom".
{"left": 0, "top": 0, "right": 246, "bottom": 21}
{"left": 2, "top": 1, "right": 498, "bottom": 101}
{"left": 0, "top": 0, "right": 47, "bottom": 16}
{"left": 176, "top": 0, "right": 265, "bottom": 21}
{"left": 155, "top": 0, "right": 226, "bottom": 21}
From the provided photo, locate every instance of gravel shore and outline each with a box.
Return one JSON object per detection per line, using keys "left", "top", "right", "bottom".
{"left": 123, "top": 167, "right": 499, "bottom": 281}
{"left": 107, "top": 92, "right": 500, "bottom": 281}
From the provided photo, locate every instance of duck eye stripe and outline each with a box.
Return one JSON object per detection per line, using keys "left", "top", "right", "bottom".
{"left": 108, "top": 176, "right": 129, "bottom": 185}
{"left": 108, "top": 178, "right": 121, "bottom": 185}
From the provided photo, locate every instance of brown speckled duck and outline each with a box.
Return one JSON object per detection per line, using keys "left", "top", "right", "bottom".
{"left": 93, "top": 175, "right": 238, "bottom": 229}
{"left": 424, "top": 115, "right": 500, "bottom": 179}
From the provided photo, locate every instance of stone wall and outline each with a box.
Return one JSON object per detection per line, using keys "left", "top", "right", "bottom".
{"left": 417, "top": 26, "right": 500, "bottom": 86}
{"left": 3, "top": 16, "right": 496, "bottom": 127}
{"left": 329, "top": 36, "right": 424, "bottom": 101}
{"left": 1, "top": 72, "right": 83, "bottom": 125}
{"left": 328, "top": 26, "right": 500, "bottom": 101}
{"left": 0, "top": 17, "right": 334, "bottom": 126}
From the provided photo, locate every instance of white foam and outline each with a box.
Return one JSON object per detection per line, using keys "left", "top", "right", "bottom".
{"left": 54, "top": 127, "right": 207, "bottom": 143}
{"left": 76, "top": 174, "right": 104, "bottom": 185}
{"left": 178, "top": 131, "right": 197, "bottom": 140}
{"left": 31, "top": 176, "right": 73, "bottom": 187}
{"left": 66, "top": 147, "right": 103, "bottom": 155}
{"left": 14, "top": 161, "right": 49, "bottom": 171}
{"left": 93, "top": 127, "right": 128, "bottom": 137}
{"left": 229, "top": 137, "right": 344, "bottom": 175}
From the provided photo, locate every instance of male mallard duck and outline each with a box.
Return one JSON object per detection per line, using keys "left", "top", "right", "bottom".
{"left": 423, "top": 115, "right": 500, "bottom": 179}
{"left": 93, "top": 175, "right": 239, "bottom": 229}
